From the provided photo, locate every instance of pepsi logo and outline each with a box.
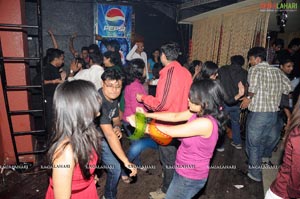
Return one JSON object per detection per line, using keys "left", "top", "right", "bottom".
{"left": 105, "top": 8, "right": 125, "bottom": 27}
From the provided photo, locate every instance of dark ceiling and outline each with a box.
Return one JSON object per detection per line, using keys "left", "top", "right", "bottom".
{"left": 26, "top": 0, "right": 243, "bottom": 21}
{"left": 100, "top": 0, "right": 243, "bottom": 21}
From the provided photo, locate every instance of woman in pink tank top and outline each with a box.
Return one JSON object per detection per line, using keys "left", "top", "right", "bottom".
{"left": 45, "top": 80, "right": 102, "bottom": 199}
{"left": 127, "top": 79, "right": 227, "bottom": 199}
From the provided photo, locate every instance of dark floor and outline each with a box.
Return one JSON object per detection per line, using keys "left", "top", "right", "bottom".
{"left": 0, "top": 136, "right": 264, "bottom": 199}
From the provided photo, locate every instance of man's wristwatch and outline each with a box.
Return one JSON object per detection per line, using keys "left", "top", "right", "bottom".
{"left": 246, "top": 95, "right": 253, "bottom": 99}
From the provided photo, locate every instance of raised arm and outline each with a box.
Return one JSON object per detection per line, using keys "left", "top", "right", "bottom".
{"left": 126, "top": 44, "right": 138, "bottom": 61}
{"left": 48, "top": 29, "right": 58, "bottom": 49}
{"left": 69, "top": 33, "right": 79, "bottom": 58}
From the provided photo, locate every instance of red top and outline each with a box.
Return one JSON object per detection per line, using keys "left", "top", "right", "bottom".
{"left": 270, "top": 127, "right": 300, "bottom": 199}
{"left": 142, "top": 61, "right": 192, "bottom": 113}
{"left": 45, "top": 150, "right": 98, "bottom": 199}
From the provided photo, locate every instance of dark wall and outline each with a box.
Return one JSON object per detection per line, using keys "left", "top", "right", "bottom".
{"left": 133, "top": 4, "right": 180, "bottom": 56}
{"left": 26, "top": 0, "right": 94, "bottom": 69}
{"left": 25, "top": 1, "right": 183, "bottom": 68}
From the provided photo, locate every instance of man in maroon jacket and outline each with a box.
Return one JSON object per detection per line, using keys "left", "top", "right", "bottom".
{"left": 137, "top": 42, "right": 192, "bottom": 199}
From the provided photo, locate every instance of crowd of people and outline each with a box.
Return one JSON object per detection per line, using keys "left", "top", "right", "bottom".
{"left": 42, "top": 31, "right": 300, "bottom": 199}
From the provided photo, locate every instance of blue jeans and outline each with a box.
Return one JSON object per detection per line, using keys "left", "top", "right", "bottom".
{"left": 101, "top": 139, "right": 121, "bottom": 199}
{"left": 121, "top": 137, "right": 158, "bottom": 176}
{"left": 263, "top": 111, "right": 283, "bottom": 158}
{"left": 165, "top": 171, "right": 207, "bottom": 199}
{"left": 159, "top": 142, "right": 178, "bottom": 193}
{"left": 122, "top": 121, "right": 158, "bottom": 165}
{"left": 224, "top": 104, "right": 241, "bottom": 145}
{"left": 246, "top": 112, "right": 277, "bottom": 180}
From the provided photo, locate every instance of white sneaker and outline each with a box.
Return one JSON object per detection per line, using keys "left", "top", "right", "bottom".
{"left": 230, "top": 141, "right": 242, "bottom": 150}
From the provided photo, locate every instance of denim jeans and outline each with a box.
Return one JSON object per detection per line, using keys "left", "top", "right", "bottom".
{"left": 121, "top": 137, "right": 158, "bottom": 176}
{"left": 165, "top": 171, "right": 207, "bottom": 199}
{"left": 263, "top": 111, "right": 283, "bottom": 158}
{"left": 101, "top": 139, "right": 121, "bottom": 199}
{"left": 246, "top": 112, "right": 277, "bottom": 180}
{"left": 159, "top": 142, "right": 178, "bottom": 193}
{"left": 122, "top": 121, "right": 158, "bottom": 163}
{"left": 224, "top": 104, "right": 241, "bottom": 145}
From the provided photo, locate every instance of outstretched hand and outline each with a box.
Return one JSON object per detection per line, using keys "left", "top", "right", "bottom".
{"left": 124, "top": 162, "right": 137, "bottom": 177}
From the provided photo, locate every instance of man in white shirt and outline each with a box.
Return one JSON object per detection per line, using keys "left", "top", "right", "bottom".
{"left": 69, "top": 53, "right": 104, "bottom": 90}
{"left": 126, "top": 41, "right": 149, "bottom": 80}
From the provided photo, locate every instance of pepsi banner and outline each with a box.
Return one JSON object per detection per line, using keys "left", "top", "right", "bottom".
{"left": 98, "top": 5, "right": 132, "bottom": 38}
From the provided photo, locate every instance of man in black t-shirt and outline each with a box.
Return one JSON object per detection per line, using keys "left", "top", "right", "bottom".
{"left": 218, "top": 55, "right": 248, "bottom": 150}
{"left": 98, "top": 69, "right": 137, "bottom": 199}
{"left": 43, "top": 49, "right": 65, "bottom": 137}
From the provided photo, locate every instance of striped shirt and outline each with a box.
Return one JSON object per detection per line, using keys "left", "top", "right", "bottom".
{"left": 248, "top": 62, "right": 291, "bottom": 112}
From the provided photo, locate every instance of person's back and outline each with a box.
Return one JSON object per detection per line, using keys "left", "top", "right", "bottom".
{"left": 176, "top": 114, "right": 218, "bottom": 180}
{"left": 45, "top": 80, "right": 102, "bottom": 199}
{"left": 137, "top": 42, "right": 192, "bottom": 198}
{"left": 153, "top": 60, "right": 191, "bottom": 112}
{"left": 248, "top": 62, "right": 290, "bottom": 112}
{"left": 218, "top": 55, "right": 248, "bottom": 106}
{"left": 140, "top": 43, "right": 192, "bottom": 112}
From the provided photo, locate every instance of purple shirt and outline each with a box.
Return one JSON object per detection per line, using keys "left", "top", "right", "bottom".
{"left": 123, "top": 79, "right": 147, "bottom": 122}
{"left": 175, "top": 114, "right": 218, "bottom": 180}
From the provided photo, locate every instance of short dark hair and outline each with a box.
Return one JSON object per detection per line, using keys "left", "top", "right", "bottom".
{"left": 230, "top": 55, "right": 245, "bottom": 66}
{"left": 288, "top": 38, "right": 300, "bottom": 49}
{"left": 279, "top": 57, "right": 294, "bottom": 66}
{"left": 89, "top": 53, "right": 103, "bottom": 65}
{"left": 101, "top": 68, "right": 124, "bottom": 82}
{"left": 75, "top": 57, "right": 87, "bottom": 69}
{"left": 103, "top": 51, "right": 122, "bottom": 66}
{"left": 126, "top": 58, "right": 145, "bottom": 84}
{"left": 160, "top": 42, "right": 180, "bottom": 61}
{"left": 48, "top": 49, "right": 64, "bottom": 62}
{"left": 81, "top": 46, "right": 89, "bottom": 52}
{"left": 108, "top": 40, "right": 120, "bottom": 52}
{"left": 88, "top": 44, "right": 101, "bottom": 54}
{"left": 247, "top": 47, "right": 266, "bottom": 61}
{"left": 273, "top": 39, "right": 284, "bottom": 48}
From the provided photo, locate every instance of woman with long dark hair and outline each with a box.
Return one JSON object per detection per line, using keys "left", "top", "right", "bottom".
{"left": 45, "top": 80, "right": 102, "bottom": 199}
{"left": 265, "top": 96, "right": 300, "bottom": 199}
{"left": 128, "top": 79, "right": 227, "bottom": 199}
